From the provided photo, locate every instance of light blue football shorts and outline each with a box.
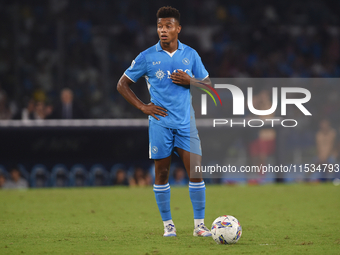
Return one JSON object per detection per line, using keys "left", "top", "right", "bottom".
{"left": 148, "top": 120, "right": 202, "bottom": 159}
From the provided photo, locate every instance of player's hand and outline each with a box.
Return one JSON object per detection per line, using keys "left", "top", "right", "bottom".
{"left": 140, "top": 102, "right": 167, "bottom": 121}
{"left": 170, "top": 70, "right": 191, "bottom": 85}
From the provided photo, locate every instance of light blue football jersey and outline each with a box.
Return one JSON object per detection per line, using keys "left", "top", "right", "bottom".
{"left": 124, "top": 40, "right": 209, "bottom": 129}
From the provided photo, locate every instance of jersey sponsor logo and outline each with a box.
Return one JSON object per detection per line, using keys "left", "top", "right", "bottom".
{"left": 182, "top": 58, "right": 190, "bottom": 65}
{"left": 155, "top": 69, "right": 165, "bottom": 80}
{"left": 166, "top": 69, "right": 191, "bottom": 78}
{"left": 153, "top": 61, "right": 161, "bottom": 65}
{"left": 154, "top": 69, "right": 192, "bottom": 80}
{"left": 152, "top": 146, "right": 158, "bottom": 154}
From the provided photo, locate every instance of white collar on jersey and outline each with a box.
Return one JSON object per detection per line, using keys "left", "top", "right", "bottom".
{"left": 156, "top": 40, "right": 184, "bottom": 57}
{"left": 163, "top": 50, "right": 177, "bottom": 57}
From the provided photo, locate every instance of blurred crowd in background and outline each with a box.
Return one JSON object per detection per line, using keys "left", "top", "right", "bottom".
{"left": 1, "top": 0, "right": 340, "bottom": 186}
{"left": 1, "top": 0, "right": 340, "bottom": 119}
{"left": 0, "top": 163, "right": 189, "bottom": 189}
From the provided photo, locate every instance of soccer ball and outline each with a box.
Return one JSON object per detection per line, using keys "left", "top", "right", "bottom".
{"left": 211, "top": 215, "right": 242, "bottom": 244}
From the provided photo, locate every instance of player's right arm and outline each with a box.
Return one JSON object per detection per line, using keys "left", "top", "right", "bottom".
{"left": 117, "top": 75, "right": 167, "bottom": 121}
{"left": 117, "top": 53, "right": 167, "bottom": 120}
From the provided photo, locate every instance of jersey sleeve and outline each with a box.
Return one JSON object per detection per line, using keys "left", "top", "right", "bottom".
{"left": 124, "top": 53, "right": 147, "bottom": 83}
{"left": 192, "top": 51, "right": 209, "bottom": 80}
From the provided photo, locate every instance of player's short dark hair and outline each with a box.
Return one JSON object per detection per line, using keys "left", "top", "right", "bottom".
{"left": 157, "top": 6, "right": 180, "bottom": 24}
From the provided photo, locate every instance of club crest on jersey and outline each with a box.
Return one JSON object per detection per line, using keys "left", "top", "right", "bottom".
{"left": 182, "top": 58, "right": 190, "bottom": 65}
{"left": 155, "top": 69, "right": 165, "bottom": 80}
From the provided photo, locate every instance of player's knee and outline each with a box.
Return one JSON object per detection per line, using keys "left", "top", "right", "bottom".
{"left": 155, "top": 167, "right": 169, "bottom": 183}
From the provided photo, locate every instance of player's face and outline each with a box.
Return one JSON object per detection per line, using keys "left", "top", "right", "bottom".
{"left": 157, "top": 18, "right": 181, "bottom": 44}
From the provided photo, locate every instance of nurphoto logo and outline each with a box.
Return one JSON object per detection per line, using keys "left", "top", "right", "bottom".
{"left": 197, "top": 81, "right": 312, "bottom": 128}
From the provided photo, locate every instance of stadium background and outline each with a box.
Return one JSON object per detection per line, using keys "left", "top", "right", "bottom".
{"left": 1, "top": 0, "right": 340, "bottom": 187}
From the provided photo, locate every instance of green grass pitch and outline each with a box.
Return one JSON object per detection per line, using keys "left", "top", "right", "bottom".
{"left": 1, "top": 184, "right": 339, "bottom": 254}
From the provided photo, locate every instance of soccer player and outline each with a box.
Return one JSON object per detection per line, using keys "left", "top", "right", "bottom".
{"left": 117, "top": 6, "right": 211, "bottom": 237}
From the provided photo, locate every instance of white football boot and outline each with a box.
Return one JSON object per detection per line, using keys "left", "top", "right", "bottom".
{"left": 163, "top": 224, "right": 177, "bottom": 237}
{"left": 193, "top": 223, "right": 212, "bottom": 237}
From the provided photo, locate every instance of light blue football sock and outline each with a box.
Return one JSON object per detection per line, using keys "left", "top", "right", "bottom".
{"left": 189, "top": 181, "right": 206, "bottom": 220}
{"left": 153, "top": 183, "right": 172, "bottom": 221}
